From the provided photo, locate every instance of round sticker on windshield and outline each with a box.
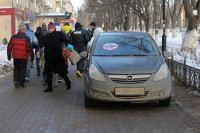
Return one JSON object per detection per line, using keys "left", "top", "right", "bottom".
{"left": 103, "top": 43, "right": 118, "bottom": 50}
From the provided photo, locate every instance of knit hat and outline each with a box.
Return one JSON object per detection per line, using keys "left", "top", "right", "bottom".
{"left": 75, "top": 22, "right": 82, "bottom": 30}
{"left": 90, "top": 22, "right": 96, "bottom": 27}
{"left": 18, "top": 24, "right": 26, "bottom": 30}
{"left": 48, "top": 22, "right": 56, "bottom": 29}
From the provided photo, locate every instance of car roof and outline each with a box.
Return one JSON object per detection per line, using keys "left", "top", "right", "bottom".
{"left": 98, "top": 31, "right": 151, "bottom": 37}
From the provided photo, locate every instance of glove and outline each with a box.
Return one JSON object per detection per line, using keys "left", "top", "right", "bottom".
{"left": 8, "top": 55, "right": 11, "bottom": 61}
{"left": 31, "top": 56, "right": 34, "bottom": 62}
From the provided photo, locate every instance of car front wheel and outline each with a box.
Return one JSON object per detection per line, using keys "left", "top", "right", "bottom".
{"left": 159, "top": 95, "right": 171, "bottom": 106}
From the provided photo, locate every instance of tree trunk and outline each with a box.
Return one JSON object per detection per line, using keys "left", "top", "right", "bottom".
{"left": 172, "top": 19, "right": 177, "bottom": 38}
{"left": 181, "top": 0, "right": 200, "bottom": 54}
{"left": 124, "top": 4, "right": 131, "bottom": 31}
{"left": 154, "top": 0, "right": 160, "bottom": 43}
{"left": 140, "top": 18, "right": 143, "bottom": 31}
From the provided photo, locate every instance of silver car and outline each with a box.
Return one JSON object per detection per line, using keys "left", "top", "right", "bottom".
{"left": 82, "top": 32, "right": 171, "bottom": 107}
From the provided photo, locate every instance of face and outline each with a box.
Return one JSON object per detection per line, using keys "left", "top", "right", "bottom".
{"left": 48, "top": 28, "right": 55, "bottom": 33}
{"left": 90, "top": 25, "right": 94, "bottom": 29}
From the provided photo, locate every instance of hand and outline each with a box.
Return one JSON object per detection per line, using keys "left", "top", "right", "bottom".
{"left": 8, "top": 55, "right": 11, "bottom": 61}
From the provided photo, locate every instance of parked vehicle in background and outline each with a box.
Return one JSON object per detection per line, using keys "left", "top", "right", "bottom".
{"left": 81, "top": 32, "right": 172, "bottom": 107}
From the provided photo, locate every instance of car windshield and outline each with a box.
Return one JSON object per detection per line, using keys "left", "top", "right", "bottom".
{"left": 93, "top": 35, "right": 159, "bottom": 56}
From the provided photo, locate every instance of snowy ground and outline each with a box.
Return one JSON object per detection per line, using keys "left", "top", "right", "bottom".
{"left": 0, "top": 45, "right": 13, "bottom": 78}
{"left": 0, "top": 32, "right": 200, "bottom": 78}
{"left": 157, "top": 32, "right": 200, "bottom": 69}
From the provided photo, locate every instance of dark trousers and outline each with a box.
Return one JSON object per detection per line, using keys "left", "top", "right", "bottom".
{"left": 77, "top": 50, "right": 85, "bottom": 73}
{"left": 13, "top": 59, "right": 27, "bottom": 83}
{"left": 46, "top": 60, "right": 70, "bottom": 88}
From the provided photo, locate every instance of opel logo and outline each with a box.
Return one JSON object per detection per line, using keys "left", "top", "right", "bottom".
{"left": 127, "top": 75, "right": 133, "bottom": 81}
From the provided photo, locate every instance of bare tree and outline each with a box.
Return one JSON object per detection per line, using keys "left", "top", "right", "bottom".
{"left": 181, "top": 0, "right": 200, "bottom": 54}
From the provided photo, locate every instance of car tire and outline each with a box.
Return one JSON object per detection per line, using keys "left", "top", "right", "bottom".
{"left": 159, "top": 95, "right": 171, "bottom": 106}
{"left": 84, "top": 92, "right": 95, "bottom": 107}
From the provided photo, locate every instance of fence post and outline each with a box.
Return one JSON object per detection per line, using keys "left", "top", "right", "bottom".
{"left": 184, "top": 57, "right": 187, "bottom": 85}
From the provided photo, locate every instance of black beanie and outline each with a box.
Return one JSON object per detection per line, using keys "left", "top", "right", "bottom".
{"left": 90, "top": 22, "right": 96, "bottom": 27}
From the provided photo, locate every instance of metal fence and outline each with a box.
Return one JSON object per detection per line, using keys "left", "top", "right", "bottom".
{"left": 165, "top": 58, "right": 200, "bottom": 92}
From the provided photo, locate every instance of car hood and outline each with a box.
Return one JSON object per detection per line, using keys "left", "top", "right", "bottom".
{"left": 92, "top": 56, "right": 164, "bottom": 74}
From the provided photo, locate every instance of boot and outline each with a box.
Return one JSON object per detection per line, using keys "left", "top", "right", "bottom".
{"left": 66, "top": 80, "right": 71, "bottom": 90}
{"left": 44, "top": 86, "right": 53, "bottom": 92}
{"left": 37, "top": 71, "right": 41, "bottom": 76}
{"left": 19, "top": 82, "right": 27, "bottom": 88}
{"left": 14, "top": 82, "right": 19, "bottom": 88}
{"left": 76, "top": 71, "right": 82, "bottom": 77}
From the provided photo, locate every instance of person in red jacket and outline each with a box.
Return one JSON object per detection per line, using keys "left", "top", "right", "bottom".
{"left": 7, "top": 24, "right": 34, "bottom": 88}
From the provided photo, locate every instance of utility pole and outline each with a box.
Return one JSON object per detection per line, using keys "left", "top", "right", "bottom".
{"left": 162, "top": 0, "right": 166, "bottom": 55}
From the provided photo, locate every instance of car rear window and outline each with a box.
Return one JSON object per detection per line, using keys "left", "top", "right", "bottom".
{"left": 93, "top": 35, "right": 159, "bottom": 56}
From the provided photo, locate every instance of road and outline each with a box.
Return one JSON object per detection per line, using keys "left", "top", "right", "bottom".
{"left": 0, "top": 65, "right": 199, "bottom": 133}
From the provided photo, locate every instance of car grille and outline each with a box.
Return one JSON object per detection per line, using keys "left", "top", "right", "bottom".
{"left": 109, "top": 74, "right": 150, "bottom": 84}
{"left": 111, "top": 91, "right": 149, "bottom": 99}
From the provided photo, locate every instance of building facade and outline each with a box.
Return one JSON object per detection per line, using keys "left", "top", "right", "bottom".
{"left": 0, "top": 0, "right": 76, "bottom": 43}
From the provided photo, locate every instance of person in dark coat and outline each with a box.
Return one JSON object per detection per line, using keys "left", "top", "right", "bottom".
{"left": 70, "top": 22, "right": 90, "bottom": 77}
{"left": 42, "top": 23, "right": 48, "bottom": 36}
{"left": 44, "top": 22, "right": 71, "bottom": 92}
{"left": 35, "top": 27, "right": 46, "bottom": 78}
{"left": 90, "top": 22, "right": 96, "bottom": 38}
{"left": 7, "top": 24, "right": 34, "bottom": 88}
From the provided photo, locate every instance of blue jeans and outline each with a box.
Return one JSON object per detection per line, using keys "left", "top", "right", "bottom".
{"left": 35, "top": 48, "right": 43, "bottom": 72}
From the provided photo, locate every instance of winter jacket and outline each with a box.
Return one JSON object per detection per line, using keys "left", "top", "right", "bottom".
{"left": 35, "top": 32, "right": 45, "bottom": 48}
{"left": 25, "top": 29, "right": 39, "bottom": 49}
{"left": 70, "top": 29, "right": 90, "bottom": 51}
{"left": 63, "top": 25, "right": 72, "bottom": 39}
{"left": 7, "top": 31, "right": 34, "bottom": 59}
{"left": 44, "top": 30, "right": 69, "bottom": 73}
{"left": 91, "top": 28, "right": 95, "bottom": 38}
{"left": 87, "top": 27, "right": 103, "bottom": 51}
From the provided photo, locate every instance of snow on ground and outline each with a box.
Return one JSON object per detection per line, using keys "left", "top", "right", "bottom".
{"left": 0, "top": 45, "right": 13, "bottom": 78}
{"left": 157, "top": 32, "right": 200, "bottom": 69}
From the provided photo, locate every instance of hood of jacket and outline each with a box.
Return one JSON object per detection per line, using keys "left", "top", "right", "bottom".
{"left": 93, "top": 27, "right": 103, "bottom": 37}
{"left": 62, "top": 25, "right": 71, "bottom": 34}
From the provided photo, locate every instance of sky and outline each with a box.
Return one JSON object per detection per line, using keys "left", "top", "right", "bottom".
{"left": 71, "top": 0, "right": 84, "bottom": 11}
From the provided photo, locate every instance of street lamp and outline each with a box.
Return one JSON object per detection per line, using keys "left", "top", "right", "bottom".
{"left": 162, "top": 0, "right": 166, "bottom": 55}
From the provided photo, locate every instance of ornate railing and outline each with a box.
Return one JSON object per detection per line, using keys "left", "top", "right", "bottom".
{"left": 165, "top": 58, "right": 200, "bottom": 92}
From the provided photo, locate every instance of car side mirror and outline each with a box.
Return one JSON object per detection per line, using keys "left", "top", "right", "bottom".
{"left": 79, "top": 51, "right": 88, "bottom": 58}
{"left": 164, "top": 51, "right": 172, "bottom": 58}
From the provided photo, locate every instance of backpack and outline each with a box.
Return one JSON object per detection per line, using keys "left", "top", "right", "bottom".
{"left": 62, "top": 45, "right": 70, "bottom": 68}
{"left": 66, "top": 30, "right": 72, "bottom": 40}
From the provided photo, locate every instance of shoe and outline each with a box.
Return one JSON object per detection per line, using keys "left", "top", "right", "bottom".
{"left": 58, "top": 79, "right": 62, "bottom": 83}
{"left": 19, "top": 82, "right": 27, "bottom": 88}
{"left": 25, "top": 77, "right": 30, "bottom": 82}
{"left": 76, "top": 71, "right": 82, "bottom": 77}
{"left": 14, "top": 82, "right": 19, "bottom": 88}
{"left": 44, "top": 87, "right": 53, "bottom": 92}
{"left": 37, "top": 71, "right": 41, "bottom": 76}
{"left": 66, "top": 80, "right": 71, "bottom": 90}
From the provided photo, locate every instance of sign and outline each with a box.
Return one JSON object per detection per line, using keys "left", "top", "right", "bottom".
{"left": 103, "top": 43, "right": 118, "bottom": 50}
{"left": 60, "top": 19, "right": 74, "bottom": 23}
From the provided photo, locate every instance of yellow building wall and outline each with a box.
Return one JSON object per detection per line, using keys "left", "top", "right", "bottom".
{"left": 0, "top": 0, "right": 11, "bottom": 6}
{"left": 0, "top": 15, "right": 11, "bottom": 44}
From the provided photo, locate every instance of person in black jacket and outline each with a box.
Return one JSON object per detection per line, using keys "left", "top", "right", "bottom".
{"left": 70, "top": 22, "right": 90, "bottom": 77}
{"left": 90, "top": 22, "right": 96, "bottom": 38}
{"left": 44, "top": 22, "right": 71, "bottom": 92}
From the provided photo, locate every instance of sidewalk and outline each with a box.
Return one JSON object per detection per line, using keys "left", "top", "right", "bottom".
{"left": 172, "top": 80, "right": 200, "bottom": 122}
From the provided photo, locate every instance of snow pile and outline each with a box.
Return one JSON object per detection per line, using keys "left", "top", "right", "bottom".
{"left": 0, "top": 45, "right": 13, "bottom": 78}
{"left": 157, "top": 32, "right": 200, "bottom": 69}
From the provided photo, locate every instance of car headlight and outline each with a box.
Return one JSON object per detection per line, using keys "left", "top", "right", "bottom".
{"left": 153, "top": 64, "right": 168, "bottom": 81}
{"left": 89, "top": 64, "right": 106, "bottom": 82}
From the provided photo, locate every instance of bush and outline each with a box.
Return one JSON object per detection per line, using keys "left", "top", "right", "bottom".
{"left": 2, "top": 37, "right": 8, "bottom": 45}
